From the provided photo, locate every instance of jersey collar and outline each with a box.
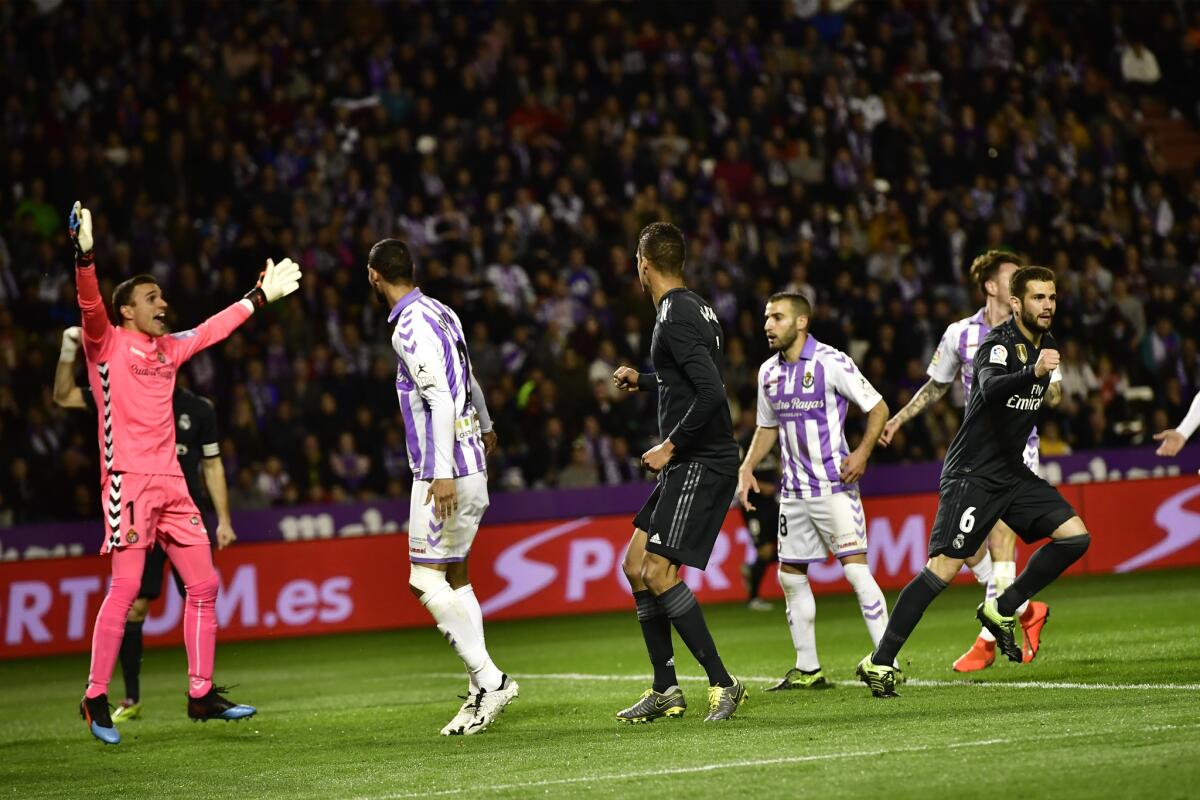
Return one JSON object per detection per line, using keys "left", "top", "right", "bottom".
{"left": 387, "top": 287, "right": 423, "bottom": 323}
{"left": 779, "top": 334, "right": 818, "bottom": 364}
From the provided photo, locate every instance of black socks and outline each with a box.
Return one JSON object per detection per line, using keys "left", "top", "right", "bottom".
{"left": 998, "top": 534, "right": 1091, "bottom": 617}
{"left": 871, "top": 568, "right": 947, "bottom": 666}
{"left": 658, "top": 582, "right": 733, "bottom": 688}
{"left": 119, "top": 619, "right": 144, "bottom": 702}
{"left": 634, "top": 590, "right": 677, "bottom": 693}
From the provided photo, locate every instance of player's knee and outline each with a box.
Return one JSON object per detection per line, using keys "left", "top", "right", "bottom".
{"left": 842, "top": 562, "right": 876, "bottom": 591}
{"left": 409, "top": 564, "right": 449, "bottom": 602}
{"left": 1055, "top": 532, "right": 1090, "bottom": 555}
{"left": 127, "top": 598, "right": 150, "bottom": 622}
{"left": 639, "top": 559, "right": 669, "bottom": 592}
{"left": 186, "top": 573, "right": 219, "bottom": 603}
{"left": 621, "top": 548, "right": 643, "bottom": 584}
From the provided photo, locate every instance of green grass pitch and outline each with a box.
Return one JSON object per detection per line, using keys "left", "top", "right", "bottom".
{"left": 3, "top": 568, "right": 1199, "bottom": 799}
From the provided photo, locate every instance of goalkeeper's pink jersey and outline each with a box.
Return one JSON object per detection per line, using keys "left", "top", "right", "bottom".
{"left": 76, "top": 257, "right": 251, "bottom": 479}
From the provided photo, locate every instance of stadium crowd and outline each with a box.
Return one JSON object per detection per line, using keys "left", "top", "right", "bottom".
{"left": 2, "top": 0, "right": 1200, "bottom": 524}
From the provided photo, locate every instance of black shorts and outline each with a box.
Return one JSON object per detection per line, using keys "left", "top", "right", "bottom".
{"left": 633, "top": 462, "right": 736, "bottom": 569}
{"left": 742, "top": 496, "right": 780, "bottom": 548}
{"left": 138, "top": 512, "right": 216, "bottom": 600}
{"left": 929, "top": 476, "right": 1077, "bottom": 559}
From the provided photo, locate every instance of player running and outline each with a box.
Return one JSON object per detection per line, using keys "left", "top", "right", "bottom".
{"left": 879, "top": 250, "right": 1058, "bottom": 670}
{"left": 366, "top": 238, "right": 511, "bottom": 736}
{"left": 612, "top": 222, "right": 745, "bottom": 723}
{"left": 55, "top": 326, "right": 236, "bottom": 722}
{"left": 738, "top": 293, "right": 893, "bottom": 691}
{"left": 858, "top": 266, "right": 1092, "bottom": 698}
{"left": 70, "top": 202, "right": 300, "bottom": 744}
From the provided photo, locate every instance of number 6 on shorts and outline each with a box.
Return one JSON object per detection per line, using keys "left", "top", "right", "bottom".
{"left": 959, "top": 506, "right": 976, "bottom": 533}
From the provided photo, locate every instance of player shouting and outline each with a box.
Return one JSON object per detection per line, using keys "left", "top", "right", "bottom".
{"left": 858, "top": 266, "right": 1091, "bottom": 698}
{"left": 71, "top": 202, "right": 301, "bottom": 744}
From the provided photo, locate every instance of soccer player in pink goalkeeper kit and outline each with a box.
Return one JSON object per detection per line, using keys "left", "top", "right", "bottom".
{"left": 70, "top": 202, "right": 301, "bottom": 745}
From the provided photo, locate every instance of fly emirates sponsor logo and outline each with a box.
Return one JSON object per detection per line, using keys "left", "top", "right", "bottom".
{"left": 2, "top": 566, "right": 353, "bottom": 647}
{"left": 1007, "top": 383, "right": 1044, "bottom": 411}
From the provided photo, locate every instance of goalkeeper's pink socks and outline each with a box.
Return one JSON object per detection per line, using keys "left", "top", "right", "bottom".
{"left": 86, "top": 543, "right": 220, "bottom": 700}
{"left": 85, "top": 548, "right": 143, "bottom": 699}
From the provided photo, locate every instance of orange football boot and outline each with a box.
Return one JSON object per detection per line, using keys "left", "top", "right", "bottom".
{"left": 952, "top": 635, "right": 996, "bottom": 672}
{"left": 1020, "top": 601, "right": 1050, "bottom": 662}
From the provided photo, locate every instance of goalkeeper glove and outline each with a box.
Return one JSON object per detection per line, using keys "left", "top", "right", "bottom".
{"left": 68, "top": 201, "right": 94, "bottom": 261}
{"left": 243, "top": 257, "right": 302, "bottom": 309}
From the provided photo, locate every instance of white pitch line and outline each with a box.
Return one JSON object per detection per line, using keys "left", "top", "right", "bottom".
{"left": 413, "top": 671, "right": 1200, "bottom": 691}
{"left": 354, "top": 722, "right": 1200, "bottom": 800}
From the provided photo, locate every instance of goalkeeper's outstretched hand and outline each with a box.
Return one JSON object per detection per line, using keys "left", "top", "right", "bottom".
{"left": 68, "top": 201, "right": 93, "bottom": 259}
{"left": 244, "top": 257, "right": 302, "bottom": 309}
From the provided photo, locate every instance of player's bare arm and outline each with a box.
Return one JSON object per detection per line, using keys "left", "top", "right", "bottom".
{"left": 202, "top": 456, "right": 236, "bottom": 549}
{"left": 613, "top": 365, "right": 641, "bottom": 392}
{"left": 1154, "top": 390, "right": 1200, "bottom": 457}
{"left": 640, "top": 438, "right": 674, "bottom": 473}
{"left": 737, "top": 425, "right": 780, "bottom": 511}
{"left": 879, "top": 378, "right": 950, "bottom": 446}
{"left": 840, "top": 399, "right": 889, "bottom": 484}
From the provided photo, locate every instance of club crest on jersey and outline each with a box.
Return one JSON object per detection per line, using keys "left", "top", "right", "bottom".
{"left": 126, "top": 529, "right": 139, "bottom": 544}
{"left": 1015, "top": 344, "right": 1028, "bottom": 364}
{"left": 803, "top": 371, "right": 814, "bottom": 388}
{"left": 989, "top": 344, "right": 1008, "bottom": 365}
{"left": 190, "top": 516, "right": 200, "bottom": 525}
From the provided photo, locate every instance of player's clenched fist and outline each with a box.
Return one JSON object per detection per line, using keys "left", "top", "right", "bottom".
{"left": 1034, "top": 348, "right": 1059, "bottom": 378}
{"left": 613, "top": 365, "right": 641, "bottom": 392}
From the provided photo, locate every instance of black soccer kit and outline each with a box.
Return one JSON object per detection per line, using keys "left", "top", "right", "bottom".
{"left": 633, "top": 288, "right": 741, "bottom": 568}
{"left": 928, "top": 319, "right": 1076, "bottom": 559}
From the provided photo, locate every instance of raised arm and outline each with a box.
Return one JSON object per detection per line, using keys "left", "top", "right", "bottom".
{"left": 53, "top": 327, "right": 87, "bottom": 409}
{"left": 166, "top": 258, "right": 302, "bottom": 364}
{"left": 69, "top": 203, "right": 114, "bottom": 359}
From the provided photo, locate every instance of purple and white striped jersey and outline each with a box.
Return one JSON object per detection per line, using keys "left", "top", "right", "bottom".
{"left": 756, "top": 336, "right": 883, "bottom": 499}
{"left": 389, "top": 288, "right": 487, "bottom": 481}
{"left": 928, "top": 307, "right": 1060, "bottom": 469}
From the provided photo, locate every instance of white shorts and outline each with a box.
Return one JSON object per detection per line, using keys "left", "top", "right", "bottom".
{"left": 408, "top": 472, "right": 489, "bottom": 564}
{"left": 778, "top": 492, "right": 867, "bottom": 565}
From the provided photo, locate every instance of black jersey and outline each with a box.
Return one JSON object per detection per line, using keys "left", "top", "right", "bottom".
{"left": 941, "top": 319, "right": 1056, "bottom": 489}
{"left": 636, "top": 287, "right": 739, "bottom": 475}
{"left": 173, "top": 388, "right": 219, "bottom": 507}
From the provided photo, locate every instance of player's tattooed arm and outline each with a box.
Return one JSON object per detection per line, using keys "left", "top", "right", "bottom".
{"left": 879, "top": 378, "right": 950, "bottom": 446}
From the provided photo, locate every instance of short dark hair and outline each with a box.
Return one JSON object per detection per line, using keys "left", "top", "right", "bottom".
{"left": 368, "top": 238, "right": 415, "bottom": 285}
{"left": 767, "top": 291, "right": 812, "bottom": 318}
{"left": 637, "top": 222, "right": 685, "bottom": 276}
{"left": 112, "top": 275, "right": 158, "bottom": 320}
{"left": 969, "top": 249, "right": 1024, "bottom": 294}
{"left": 1010, "top": 265, "right": 1056, "bottom": 299}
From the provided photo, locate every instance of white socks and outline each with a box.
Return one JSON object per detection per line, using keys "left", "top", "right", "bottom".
{"left": 454, "top": 585, "right": 487, "bottom": 694}
{"left": 421, "top": 583, "right": 503, "bottom": 692}
{"left": 778, "top": 570, "right": 819, "bottom": 671}
{"left": 993, "top": 560, "right": 1029, "bottom": 616}
{"left": 843, "top": 562, "right": 889, "bottom": 650}
{"left": 971, "top": 552, "right": 997, "bottom": 642}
